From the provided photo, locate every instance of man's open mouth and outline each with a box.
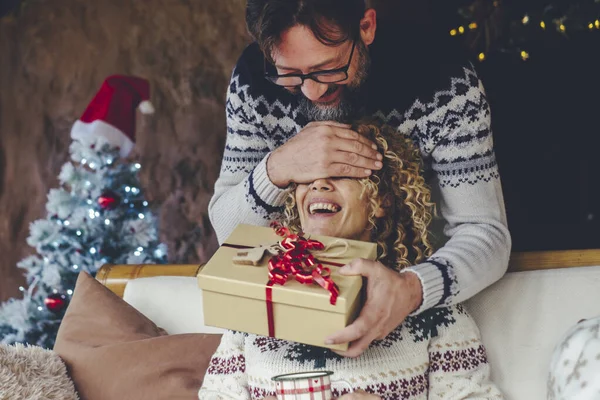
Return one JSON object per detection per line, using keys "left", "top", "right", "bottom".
{"left": 316, "top": 86, "right": 342, "bottom": 104}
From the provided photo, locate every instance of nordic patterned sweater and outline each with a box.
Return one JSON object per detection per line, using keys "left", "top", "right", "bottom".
{"left": 198, "top": 305, "right": 504, "bottom": 400}
{"left": 208, "top": 25, "right": 511, "bottom": 313}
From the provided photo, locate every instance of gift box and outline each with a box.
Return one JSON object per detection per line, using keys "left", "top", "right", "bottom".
{"left": 197, "top": 223, "right": 377, "bottom": 351}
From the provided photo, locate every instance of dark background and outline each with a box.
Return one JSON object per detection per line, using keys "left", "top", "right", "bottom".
{"left": 371, "top": 0, "right": 600, "bottom": 251}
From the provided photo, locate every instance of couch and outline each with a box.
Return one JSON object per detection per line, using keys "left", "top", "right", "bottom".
{"left": 96, "top": 250, "right": 600, "bottom": 400}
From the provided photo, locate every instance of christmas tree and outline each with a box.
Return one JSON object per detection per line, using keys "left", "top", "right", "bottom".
{"left": 0, "top": 76, "right": 167, "bottom": 349}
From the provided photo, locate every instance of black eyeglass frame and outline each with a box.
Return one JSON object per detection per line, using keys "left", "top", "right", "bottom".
{"left": 264, "top": 40, "right": 356, "bottom": 88}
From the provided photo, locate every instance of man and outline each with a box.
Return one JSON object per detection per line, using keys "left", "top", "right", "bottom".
{"left": 209, "top": 0, "right": 511, "bottom": 358}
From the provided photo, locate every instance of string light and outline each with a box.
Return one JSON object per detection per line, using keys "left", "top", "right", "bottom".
{"left": 138, "top": 213, "right": 145, "bottom": 219}
{"left": 106, "top": 158, "right": 113, "bottom": 165}
{"left": 87, "top": 199, "right": 93, "bottom": 205}
{"left": 458, "top": 26, "right": 465, "bottom": 34}
{"left": 540, "top": 21, "right": 546, "bottom": 29}
{"left": 595, "top": 20, "right": 600, "bottom": 29}
{"left": 81, "top": 159, "right": 87, "bottom": 165}
{"left": 73, "top": 265, "right": 79, "bottom": 270}
{"left": 19, "top": 286, "right": 25, "bottom": 292}
{"left": 89, "top": 247, "right": 97, "bottom": 254}
{"left": 469, "top": 22, "right": 478, "bottom": 30}
{"left": 522, "top": 15, "right": 530, "bottom": 25}
{"left": 88, "top": 162, "right": 96, "bottom": 169}
{"left": 590, "top": 22, "right": 595, "bottom": 30}
{"left": 104, "top": 219, "right": 111, "bottom": 226}
{"left": 76, "top": 230, "right": 82, "bottom": 236}
{"left": 134, "top": 163, "right": 141, "bottom": 170}
{"left": 143, "top": 201, "right": 148, "bottom": 207}
{"left": 63, "top": 220, "right": 70, "bottom": 226}
{"left": 559, "top": 24, "right": 566, "bottom": 32}
{"left": 520, "top": 50, "right": 530, "bottom": 61}
{"left": 125, "top": 186, "right": 131, "bottom": 193}
{"left": 37, "top": 306, "right": 43, "bottom": 311}
{"left": 450, "top": 29, "right": 458, "bottom": 36}
{"left": 67, "top": 289, "right": 73, "bottom": 295}
{"left": 478, "top": 52, "right": 486, "bottom": 61}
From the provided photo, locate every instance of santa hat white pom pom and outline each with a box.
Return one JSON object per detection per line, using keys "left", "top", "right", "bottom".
{"left": 139, "top": 100, "right": 155, "bottom": 115}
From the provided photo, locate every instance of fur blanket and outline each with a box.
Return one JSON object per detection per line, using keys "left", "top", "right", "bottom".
{"left": 0, "top": 343, "right": 78, "bottom": 400}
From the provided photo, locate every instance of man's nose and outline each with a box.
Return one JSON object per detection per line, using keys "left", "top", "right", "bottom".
{"left": 311, "top": 178, "right": 333, "bottom": 191}
{"left": 301, "top": 79, "right": 328, "bottom": 102}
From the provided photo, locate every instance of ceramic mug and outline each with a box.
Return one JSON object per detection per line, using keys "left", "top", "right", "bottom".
{"left": 272, "top": 370, "right": 353, "bottom": 400}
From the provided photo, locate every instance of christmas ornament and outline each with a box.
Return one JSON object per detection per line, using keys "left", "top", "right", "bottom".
{"left": 98, "top": 190, "right": 121, "bottom": 210}
{"left": 44, "top": 293, "right": 68, "bottom": 313}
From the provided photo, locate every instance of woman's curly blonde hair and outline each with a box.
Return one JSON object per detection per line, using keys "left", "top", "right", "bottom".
{"left": 282, "top": 118, "right": 436, "bottom": 271}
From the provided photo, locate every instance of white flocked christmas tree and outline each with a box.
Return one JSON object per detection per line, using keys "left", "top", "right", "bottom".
{"left": 0, "top": 75, "right": 167, "bottom": 348}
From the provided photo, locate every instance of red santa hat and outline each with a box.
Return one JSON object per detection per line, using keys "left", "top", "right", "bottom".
{"left": 70, "top": 75, "right": 154, "bottom": 158}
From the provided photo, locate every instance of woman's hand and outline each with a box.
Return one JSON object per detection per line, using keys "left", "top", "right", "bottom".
{"left": 336, "top": 389, "right": 382, "bottom": 399}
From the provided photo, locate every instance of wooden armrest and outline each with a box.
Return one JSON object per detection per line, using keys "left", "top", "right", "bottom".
{"left": 96, "top": 264, "right": 202, "bottom": 298}
{"left": 508, "top": 249, "right": 600, "bottom": 273}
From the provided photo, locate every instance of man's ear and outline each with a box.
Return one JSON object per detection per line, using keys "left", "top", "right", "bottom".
{"left": 360, "top": 8, "right": 377, "bottom": 46}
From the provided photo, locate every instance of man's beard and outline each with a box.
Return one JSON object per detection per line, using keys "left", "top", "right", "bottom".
{"left": 298, "top": 41, "right": 371, "bottom": 123}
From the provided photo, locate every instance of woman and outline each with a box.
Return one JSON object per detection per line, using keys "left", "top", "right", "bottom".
{"left": 199, "top": 120, "right": 503, "bottom": 399}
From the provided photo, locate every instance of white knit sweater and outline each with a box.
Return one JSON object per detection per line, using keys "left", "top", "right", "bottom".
{"left": 208, "top": 34, "right": 511, "bottom": 314}
{"left": 198, "top": 305, "right": 503, "bottom": 400}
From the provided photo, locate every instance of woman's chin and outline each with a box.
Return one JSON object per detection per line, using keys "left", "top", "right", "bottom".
{"left": 303, "top": 225, "right": 336, "bottom": 238}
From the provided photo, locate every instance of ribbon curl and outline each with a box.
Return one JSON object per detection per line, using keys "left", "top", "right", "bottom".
{"left": 268, "top": 222, "right": 340, "bottom": 305}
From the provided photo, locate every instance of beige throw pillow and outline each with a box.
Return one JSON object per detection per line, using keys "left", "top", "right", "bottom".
{"left": 54, "top": 272, "right": 222, "bottom": 400}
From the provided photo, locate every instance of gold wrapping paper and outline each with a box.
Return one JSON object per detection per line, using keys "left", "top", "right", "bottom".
{"left": 197, "top": 224, "right": 377, "bottom": 350}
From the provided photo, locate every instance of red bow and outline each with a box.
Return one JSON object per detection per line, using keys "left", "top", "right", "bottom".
{"left": 268, "top": 222, "right": 339, "bottom": 305}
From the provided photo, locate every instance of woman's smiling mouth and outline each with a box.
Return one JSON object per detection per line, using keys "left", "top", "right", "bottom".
{"left": 308, "top": 200, "right": 342, "bottom": 216}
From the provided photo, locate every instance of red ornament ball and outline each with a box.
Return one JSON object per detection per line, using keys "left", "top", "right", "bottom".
{"left": 44, "top": 293, "right": 68, "bottom": 313}
{"left": 98, "top": 190, "right": 120, "bottom": 210}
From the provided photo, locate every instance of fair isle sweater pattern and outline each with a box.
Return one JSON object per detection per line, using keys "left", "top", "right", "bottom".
{"left": 198, "top": 305, "right": 504, "bottom": 400}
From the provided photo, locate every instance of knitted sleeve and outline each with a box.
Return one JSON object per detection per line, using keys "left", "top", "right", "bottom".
{"left": 208, "top": 68, "right": 291, "bottom": 244}
{"left": 198, "top": 330, "right": 250, "bottom": 400}
{"left": 427, "top": 306, "right": 504, "bottom": 399}
{"left": 403, "top": 63, "right": 511, "bottom": 312}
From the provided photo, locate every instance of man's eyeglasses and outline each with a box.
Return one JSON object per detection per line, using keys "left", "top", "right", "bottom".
{"left": 264, "top": 41, "right": 356, "bottom": 88}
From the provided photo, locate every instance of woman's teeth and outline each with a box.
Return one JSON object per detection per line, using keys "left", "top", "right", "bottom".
{"left": 309, "top": 203, "right": 341, "bottom": 214}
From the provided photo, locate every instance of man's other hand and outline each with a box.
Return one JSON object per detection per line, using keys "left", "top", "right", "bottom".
{"left": 325, "top": 258, "right": 423, "bottom": 358}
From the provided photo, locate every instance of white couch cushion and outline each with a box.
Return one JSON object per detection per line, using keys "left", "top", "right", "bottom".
{"left": 123, "top": 276, "right": 225, "bottom": 335}
{"left": 465, "top": 266, "right": 600, "bottom": 400}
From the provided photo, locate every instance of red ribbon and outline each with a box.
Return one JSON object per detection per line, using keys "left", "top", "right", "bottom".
{"left": 224, "top": 223, "right": 342, "bottom": 338}
{"left": 264, "top": 222, "right": 341, "bottom": 337}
